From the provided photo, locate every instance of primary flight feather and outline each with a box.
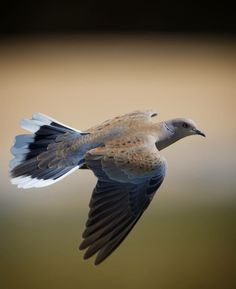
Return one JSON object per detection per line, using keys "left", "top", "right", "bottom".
{"left": 10, "top": 110, "right": 205, "bottom": 265}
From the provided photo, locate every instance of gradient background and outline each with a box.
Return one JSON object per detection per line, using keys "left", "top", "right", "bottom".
{"left": 0, "top": 2, "right": 236, "bottom": 289}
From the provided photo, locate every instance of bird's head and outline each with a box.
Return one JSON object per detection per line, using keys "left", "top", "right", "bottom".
{"left": 164, "top": 118, "right": 206, "bottom": 138}
{"left": 156, "top": 118, "right": 205, "bottom": 150}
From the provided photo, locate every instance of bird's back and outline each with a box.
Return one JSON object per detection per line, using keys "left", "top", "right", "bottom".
{"left": 85, "top": 110, "right": 158, "bottom": 144}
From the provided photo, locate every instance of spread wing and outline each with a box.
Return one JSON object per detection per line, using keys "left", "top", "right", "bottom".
{"left": 79, "top": 138, "right": 167, "bottom": 265}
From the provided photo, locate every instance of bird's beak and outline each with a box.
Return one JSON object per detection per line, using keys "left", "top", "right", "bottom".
{"left": 193, "top": 128, "right": 206, "bottom": 137}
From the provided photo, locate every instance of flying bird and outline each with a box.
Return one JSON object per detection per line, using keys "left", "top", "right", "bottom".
{"left": 10, "top": 110, "right": 205, "bottom": 265}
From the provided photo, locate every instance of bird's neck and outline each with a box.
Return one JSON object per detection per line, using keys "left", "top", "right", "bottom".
{"left": 154, "top": 122, "right": 183, "bottom": 151}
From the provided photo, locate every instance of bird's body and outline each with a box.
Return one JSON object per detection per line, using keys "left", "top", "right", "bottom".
{"left": 10, "top": 110, "right": 205, "bottom": 264}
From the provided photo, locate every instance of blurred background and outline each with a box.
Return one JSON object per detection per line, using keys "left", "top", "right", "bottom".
{"left": 0, "top": 1, "right": 236, "bottom": 289}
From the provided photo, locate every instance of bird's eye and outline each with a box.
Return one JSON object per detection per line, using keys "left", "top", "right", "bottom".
{"left": 182, "top": 123, "right": 189, "bottom": 128}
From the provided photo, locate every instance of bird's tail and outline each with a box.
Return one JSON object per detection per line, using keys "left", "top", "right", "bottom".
{"left": 10, "top": 113, "right": 85, "bottom": 189}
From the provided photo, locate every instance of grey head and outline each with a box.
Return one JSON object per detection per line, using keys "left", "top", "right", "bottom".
{"left": 156, "top": 118, "right": 205, "bottom": 150}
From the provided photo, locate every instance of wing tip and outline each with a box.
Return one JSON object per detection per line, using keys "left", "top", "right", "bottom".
{"left": 94, "top": 255, "right": 105, "bottom": 265}
{"left": 78, "top": 241, "right": 87, "bottom": 251}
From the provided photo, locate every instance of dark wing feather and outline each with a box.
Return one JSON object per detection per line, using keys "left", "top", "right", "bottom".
{"left": 79, "top": 144, "right": 166, "bottom": 265}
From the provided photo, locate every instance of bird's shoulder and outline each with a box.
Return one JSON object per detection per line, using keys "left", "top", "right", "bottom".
{"left": 85, "top": 133, "right": 166, "bottom": 182}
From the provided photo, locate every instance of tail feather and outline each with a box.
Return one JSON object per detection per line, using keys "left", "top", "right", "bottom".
{"left": 11, "top": 166, "right": 79, "bottom": 189}
{"left": 10, "top": 113, "right": 85, "bottom": 189}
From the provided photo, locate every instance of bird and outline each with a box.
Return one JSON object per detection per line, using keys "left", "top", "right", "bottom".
{"left": 10, "top": 110, "right": 205, "bottom": 265}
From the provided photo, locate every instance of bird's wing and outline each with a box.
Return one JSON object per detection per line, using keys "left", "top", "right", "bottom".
{"left": 79, "top": 137, "right": 167, "bottom": 265}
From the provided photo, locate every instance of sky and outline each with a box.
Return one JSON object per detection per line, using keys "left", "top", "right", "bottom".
{"left": 1, "top": 35, "right": 236, "bottom": 204}
{"left": 0, "top": 35, "right": 236, "bottom": 289}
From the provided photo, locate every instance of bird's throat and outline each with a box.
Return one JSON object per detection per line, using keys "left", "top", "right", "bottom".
{"left": 155, "top": 122, "right": 182, "bottom": 150}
